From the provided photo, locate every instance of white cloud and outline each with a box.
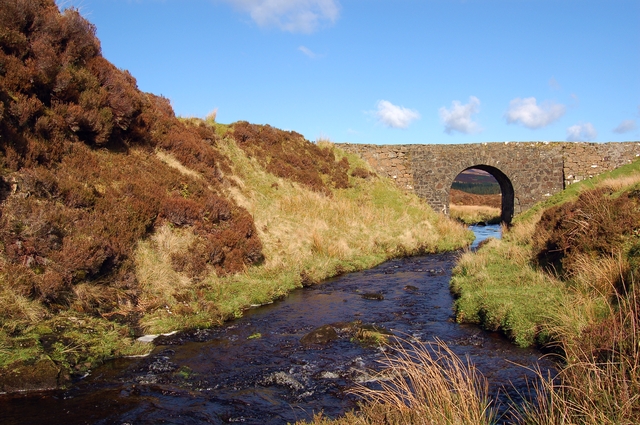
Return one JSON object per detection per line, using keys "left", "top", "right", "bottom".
{"left": 220, "top": 0, "right": 340, "bottom": 33}
{"left": 374, "top": 100, "right": 420, "bottom": 129}
{"left": 548, "top": 77, "right": 561, "bottom": 91}
{"left": 566, "top": 123, "right": 597, "bottom": 141}
{"left": 298, "top": 45, "right": 317, "bottom": 58}
{"left": 613, "top": 119, "right": 637, "bottom": 134}
{"left": 504, "top": 97, "right": 566, "bottom": 129}
{"left": 438, "top": 96, "right": 482, "bottom": 135}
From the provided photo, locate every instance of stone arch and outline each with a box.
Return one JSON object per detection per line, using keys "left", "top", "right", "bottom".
{"left": 450, "top": 164, "right": 515, "bottom": 224}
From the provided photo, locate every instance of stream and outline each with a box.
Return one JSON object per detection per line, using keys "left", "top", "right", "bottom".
{"left": 1, "top": 225, "right": 554, "bottom": 424}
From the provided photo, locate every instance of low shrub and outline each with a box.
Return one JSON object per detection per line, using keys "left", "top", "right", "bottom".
{"left": 533, "top": 187, "right": 640, "bottom": 283}
{"left": 230, "top": 121, "right": 351, "bottom": 195}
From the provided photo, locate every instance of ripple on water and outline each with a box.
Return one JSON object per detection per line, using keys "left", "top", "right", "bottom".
{"left": 0, "top": 243, "right": 552, "bottom": 425}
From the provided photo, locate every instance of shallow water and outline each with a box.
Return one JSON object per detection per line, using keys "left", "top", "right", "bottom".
{"left": 1, "top": 225, "right": 553, "bottom": 424}
{"left": 469, "top": 223, "right": 502, "bottom": 249}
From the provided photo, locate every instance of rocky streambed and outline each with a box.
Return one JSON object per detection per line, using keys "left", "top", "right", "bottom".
{"left": 1, "top": 225, "right": 553, "bottom": 424}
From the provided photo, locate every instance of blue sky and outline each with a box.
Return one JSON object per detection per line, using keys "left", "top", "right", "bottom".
{"left": 58, "top": 0, "right": 639, "bottom": 145}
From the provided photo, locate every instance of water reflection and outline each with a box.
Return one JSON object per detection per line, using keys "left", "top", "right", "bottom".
{"left": 469, "top": 223, "right": 502, "bottom": 249}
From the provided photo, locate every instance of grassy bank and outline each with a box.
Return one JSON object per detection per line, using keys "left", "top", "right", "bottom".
{"left": 449, "top": 204, "right": 501, "bottom": 225}
{"left": 134, "top": 134, "right": 472, "bottom": 333}
{"left": 0, "top": 125, "right": 472, "bottom": 389}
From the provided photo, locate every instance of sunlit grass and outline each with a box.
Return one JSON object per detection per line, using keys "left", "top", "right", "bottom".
{"left": 450, "top": 204, "right": 501, "bottom": 225}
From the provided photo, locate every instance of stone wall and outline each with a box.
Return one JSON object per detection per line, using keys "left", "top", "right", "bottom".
{"left": 562, "top": 142, "right": 640, "bottom": 185}
{"left": 339, "top": 141, "right": 640, "bottom": 220}
{"left": 339, "top": 144, "right": 415, "bottom": 191}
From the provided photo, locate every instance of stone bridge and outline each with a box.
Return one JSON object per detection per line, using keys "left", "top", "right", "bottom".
{"left": 338, "top": 141, "right": 640, "bottom": 223}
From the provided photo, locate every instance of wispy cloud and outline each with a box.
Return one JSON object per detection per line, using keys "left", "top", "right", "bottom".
{"left": 504, "top": 97, "right": 566, "bottom": 129}
{"left": 566, "top": 122, "right": 597, "bottom": 141}
{"left": 548, "top": 77, "right": 561, "bottom": 91}
{"left": 439, "top": 96, "right": 481, "bottom": 135}
{"left": 613, "top": 119, "right": 637, "bottom": 134}
{"left": 374, "top": 100, "right": 420, "bottom": 129}
{"left": 298, "top": 45, "right": 318, "bottom": 58}
{"left": 220, "top": 0, "right": 340, "bottom": 33}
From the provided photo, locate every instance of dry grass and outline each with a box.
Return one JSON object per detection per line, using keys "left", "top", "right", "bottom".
{"left": 135, "top": 225, "right": 195, "bottom": 314}
{"left": 155, "top": 149, "right": 203, "bottom": 180}
{"left": 217, "top": 137, "right": 470, "bottom": 276}
{"left": 450, "top": 204, "right": 501, "bottom": 224}
{"left": 0, "top": 283, "right": 47, "bottom": 334}
{"left": 504, "top": 211, "right": 543, "bottom": 246}
{"left": 595, "top": 174, "right": 640, "bottom": 192}
{"left": 299, "top": 338, "right": 497, "bottom": 425}
{"left": 352, "top": 338, "right": 497, "bottom": 425}
{"left": 517, "top": 288, "right": 640, "bottom": 425}
{"left": 205, "top": 108, "right": 218, "bottom": 124}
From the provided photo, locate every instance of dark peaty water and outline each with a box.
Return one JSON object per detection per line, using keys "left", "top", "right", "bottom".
{"left": 1, "top": 225, "right": 553, "bottom": 424}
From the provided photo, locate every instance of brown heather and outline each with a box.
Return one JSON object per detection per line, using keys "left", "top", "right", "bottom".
{"left": 532, "top": 187, "right": 640, "bottom": 285}
{"left": 0, "top": 1, "right": 263, "bottom": 325}
{"left": 230, "top": 121, "right": 350, "bottom": 195}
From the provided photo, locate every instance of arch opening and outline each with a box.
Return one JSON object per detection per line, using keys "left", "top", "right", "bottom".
{"left": 449, "top": 165, "right": 515, "bottom": 224}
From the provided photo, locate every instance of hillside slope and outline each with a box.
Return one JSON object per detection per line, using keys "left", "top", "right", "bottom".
{"left": 0, "top": 1, "right": 471, "bottom": 391}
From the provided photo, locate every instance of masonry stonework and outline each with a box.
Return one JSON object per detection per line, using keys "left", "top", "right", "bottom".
{"left": 339, "top": 141, "right": 640, "bottom": 222}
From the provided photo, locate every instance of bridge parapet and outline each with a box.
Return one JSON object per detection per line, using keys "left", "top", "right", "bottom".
{"left": 562, "top": 142, "right": 640, "bottom": 186}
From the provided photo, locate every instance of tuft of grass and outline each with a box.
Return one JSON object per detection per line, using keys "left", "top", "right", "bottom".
{"left": 516, "top": 286, "right": 640, "bottom": 425}
{"left": 298, "top": 338, "right": 497, "bottom": 425}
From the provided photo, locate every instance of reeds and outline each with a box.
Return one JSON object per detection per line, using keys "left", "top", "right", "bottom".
{"left": 350, "top": 338, "right": 498, "bottom": 425}
{"left": 297, "top": 338, "right": 498, "bottom": 425}
{"left": 517, "top": 285, "right": 640, "bottom": 425}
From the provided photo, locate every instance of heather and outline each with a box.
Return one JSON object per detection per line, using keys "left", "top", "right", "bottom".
{"left": 0, "top": 0, "right": 470, "bottom": 389}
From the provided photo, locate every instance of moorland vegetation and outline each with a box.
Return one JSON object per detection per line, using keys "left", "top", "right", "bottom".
{"left": 3, "top": 3, "right": 636, "bottom": 424}
{"left": 0, "top": 0, "right": 470, "bottom": 390}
